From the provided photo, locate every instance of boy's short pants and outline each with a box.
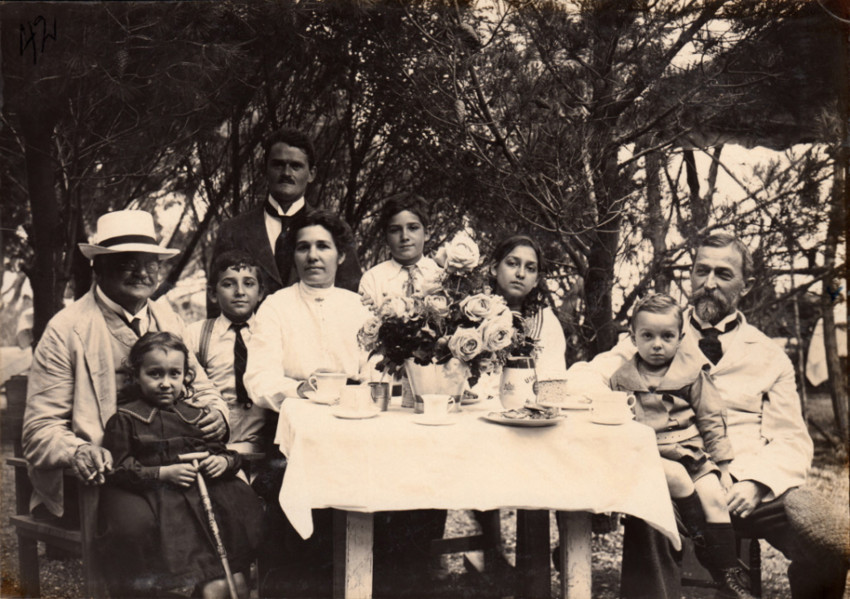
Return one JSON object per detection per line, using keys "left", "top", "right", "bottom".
{"left": 658, "top": 437, "right": 719, "bottom": 482}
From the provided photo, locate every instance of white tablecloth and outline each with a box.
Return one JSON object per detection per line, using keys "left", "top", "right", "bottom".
{"left": 275, "top": 398, "right": 680, "bottom": 550}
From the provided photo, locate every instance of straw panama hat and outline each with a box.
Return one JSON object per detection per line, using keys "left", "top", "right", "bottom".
{"left": 78, "top": 210, "right": 180, "bottom": 260}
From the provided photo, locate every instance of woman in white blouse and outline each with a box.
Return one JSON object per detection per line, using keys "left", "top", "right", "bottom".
{"left": 244, "top": 210, "right": 370, "bottom": 412}
{"left": 243, "top": 210, "right": 370, "bottom": 597}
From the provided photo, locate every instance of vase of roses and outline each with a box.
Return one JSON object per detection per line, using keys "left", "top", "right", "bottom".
{"left": 358, "top": 232, "right": 540, "bottom": 411}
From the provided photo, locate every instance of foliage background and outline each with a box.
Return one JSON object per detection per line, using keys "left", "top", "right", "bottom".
{"left": 1, "top": 0, "right": 846, "bottom": 426}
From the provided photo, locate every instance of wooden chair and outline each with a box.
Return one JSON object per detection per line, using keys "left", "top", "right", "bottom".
{"left": 4, "top": 374, "right": 108, "bottom": 598}
{"left": 8, "top": 457, "right": 107, "bottom": 598}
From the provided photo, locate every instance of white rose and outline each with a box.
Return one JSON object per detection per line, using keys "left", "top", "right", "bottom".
{"left": 459, "top": 294, "right": 492, "bottom": 322}
{"left": 435, "top": 232, "right": 480, "bottom": 272}
{"left": 448, "top": 327, "right": 483, "bottom": 362}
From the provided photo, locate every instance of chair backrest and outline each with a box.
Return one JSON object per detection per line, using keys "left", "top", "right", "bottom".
{"left": 2, "top": 374, "right": 29, "bottom": 456}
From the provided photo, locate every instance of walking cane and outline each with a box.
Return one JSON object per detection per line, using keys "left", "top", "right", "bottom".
{"left": 179, "top": 451, "right": 240, "bottom": 599}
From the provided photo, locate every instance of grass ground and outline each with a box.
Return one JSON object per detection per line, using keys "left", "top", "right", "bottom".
{"left": 1, "top": 392, "right": 847, "bottom": 598}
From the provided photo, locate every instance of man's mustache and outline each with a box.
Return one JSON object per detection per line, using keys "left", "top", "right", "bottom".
{"left": 125, "top": 277, "right": 154, "bottom": 286}
{"left": 693, "top": 289, "right": 727, "bottom": 305}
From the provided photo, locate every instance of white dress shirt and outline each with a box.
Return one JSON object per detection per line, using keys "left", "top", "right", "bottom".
{"left": 96, "top": 286, "right": 150, "bottom": 334}
{"left": 185, "top": 314, "right": 268, "bottom": 449}
{"left": 358, "top": 256, "right": 443, "bottom": 306}
{"left": 264, "top": 195, "right": 305, "bottom": 252}
{"left": 244, "top": 282, "right": 371, "bottom": 411}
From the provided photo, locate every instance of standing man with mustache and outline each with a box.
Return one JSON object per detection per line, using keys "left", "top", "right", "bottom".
{"left": 210, "top": 128, "right": 361, "bottom": 316}
{"left": 567, "top": 232, "right": 847, "bottom": 599}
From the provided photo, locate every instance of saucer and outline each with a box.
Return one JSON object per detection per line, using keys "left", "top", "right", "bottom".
{"left": 589, "top": 412, "right": 631, "bottom": 426}
{"left": 332, "top": 407, "right": 379, "bottom": 420}
{"left": 304, "top": 390, "right": 338, "bottom": 405}
{"left": 413, "top": 415, "right": 456, "bottom": 426}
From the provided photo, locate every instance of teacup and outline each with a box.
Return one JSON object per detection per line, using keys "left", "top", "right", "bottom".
{"left": 338, "top": 385, "right": 375, "bottom": 412}
{"left": 590, "top": 391, "right": 636, "bottom": 425}
{"left": 421, "top": 394, "right": 455, "bottom": 420}
{"left": 308, "top": 371, "right": 347, "bottom": 403}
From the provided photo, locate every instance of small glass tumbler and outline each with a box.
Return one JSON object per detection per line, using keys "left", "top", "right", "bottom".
{"left": 370, "top": 382, "right": 391, "bottom": 411}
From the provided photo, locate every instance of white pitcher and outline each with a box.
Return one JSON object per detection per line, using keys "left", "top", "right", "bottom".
{"left": 499, "top": 356, "right": 537, "bottom": 410}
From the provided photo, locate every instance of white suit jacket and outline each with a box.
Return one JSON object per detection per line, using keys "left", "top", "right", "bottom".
{"left": 22, "top": 289, "right": 228, "bottom": 516}
{"left": 567, "top": 310, "right": 813, "bottom": 502}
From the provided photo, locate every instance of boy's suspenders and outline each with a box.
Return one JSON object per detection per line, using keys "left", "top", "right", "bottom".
{"left": 196, "top": 318, "right": 216, "bottom": 369}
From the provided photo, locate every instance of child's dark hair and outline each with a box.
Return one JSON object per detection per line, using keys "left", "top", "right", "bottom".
{"left": 207, "top": 249, "right": 265, "bottom": 291}
{"left": 124, "top": 332, "right": 196, "bottom": 400}
{"left": 631, "top": 293, "right": 684, "bottom": 331}
{"left": 377, "top": 193, "right": 430, "bottom": 234}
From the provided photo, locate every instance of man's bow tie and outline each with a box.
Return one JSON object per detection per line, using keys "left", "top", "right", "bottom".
{"left": 264, "top": 202, "right": 290, "bottom": 220}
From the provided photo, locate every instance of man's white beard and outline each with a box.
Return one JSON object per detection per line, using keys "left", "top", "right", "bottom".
{"left": 693, "top": 294, "right": 729, "bottom": 325}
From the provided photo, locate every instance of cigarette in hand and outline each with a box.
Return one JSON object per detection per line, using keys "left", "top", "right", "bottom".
{"left": 86, "top": 471, "right": 99, "bottom": 481}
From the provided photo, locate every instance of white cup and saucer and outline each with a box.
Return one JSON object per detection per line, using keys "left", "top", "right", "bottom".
{"left": 414, "top": 394, "right": 457, "bottom": 426}
{"left": 332, "top": 385, "right": 380, "bottom": 420}
{"left": 589, "top": 391, "right": 636, "bottom": 425}
{"left": 304, "top": 371, "right": 348, "bottom": 405}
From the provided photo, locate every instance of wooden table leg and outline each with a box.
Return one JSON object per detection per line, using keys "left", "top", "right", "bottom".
{"left": 516, "top": 509, "right": 550, "bottom": 599}
{"left": 557, "top": 512, "right": 592, "bottom": 599}
{"left": 333, "top": 511, "right": 374, "bottom": 599}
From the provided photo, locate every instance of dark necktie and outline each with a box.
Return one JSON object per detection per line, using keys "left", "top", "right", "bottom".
{"left": 129, "top": 317, "right": 142, "bottom": 337}
{"left": 231, "top": 322, "right": 251, "bottom": 409}
{"left": 266, "top": 204, "right": 292, "bottom": 280}
{"left": 691, "top": 316, "right": 738, "bottom": 365}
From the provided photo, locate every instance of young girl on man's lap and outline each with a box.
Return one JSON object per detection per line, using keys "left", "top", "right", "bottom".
{"left": 609, "top": 294, "right": 754, "bottom": 599}
{"left": 98, "top": 332, "right": 262, "bottom": 599}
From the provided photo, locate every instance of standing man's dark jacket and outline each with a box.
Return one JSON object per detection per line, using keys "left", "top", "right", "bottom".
{"left": 209, "top": 204, "right": 361, "bottom": 317}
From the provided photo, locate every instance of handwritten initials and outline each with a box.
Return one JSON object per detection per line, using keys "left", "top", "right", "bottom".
{"left": 20, "top": 16, "right": 57, "bottom": 65}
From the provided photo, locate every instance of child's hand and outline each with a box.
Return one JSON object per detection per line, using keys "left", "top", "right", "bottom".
{"left": 159, "top": 463, "right": 197, "bottom": 488}
{"left": 200, "top": 455, "right": 229, "bottom": 479}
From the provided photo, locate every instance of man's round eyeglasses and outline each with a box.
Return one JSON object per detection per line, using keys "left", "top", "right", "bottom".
{"left": 115, "top": 259, "right": 162, "bottom": 274}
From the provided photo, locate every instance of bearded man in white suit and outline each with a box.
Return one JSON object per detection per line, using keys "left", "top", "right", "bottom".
{"left": 567, "top": 232, "right": 847, "bottom": 599}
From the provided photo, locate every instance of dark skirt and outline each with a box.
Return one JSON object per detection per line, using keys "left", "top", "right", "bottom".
{"left": 98, "top": 476, "right": 264, "bottom": 595}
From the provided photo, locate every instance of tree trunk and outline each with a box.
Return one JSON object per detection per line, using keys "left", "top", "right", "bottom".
{"left": 21, "top": 110, "right": 62, "bottom": 345}
{"left": 644, "top": 143, "right": 670, "bottom": 293}
{"left": 821, "top": 149, "right": 848, "bottom": 445}
{"left": 821, "top": 17, "right": 849, "bottom": 447}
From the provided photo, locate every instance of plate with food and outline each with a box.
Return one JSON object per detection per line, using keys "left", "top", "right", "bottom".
{"left": 483, "top": 405, "right": 563, "bottom": 427}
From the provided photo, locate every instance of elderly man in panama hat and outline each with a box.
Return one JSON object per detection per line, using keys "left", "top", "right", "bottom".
{"left": 23, "top": 209, "right": 229, "bottom": 519}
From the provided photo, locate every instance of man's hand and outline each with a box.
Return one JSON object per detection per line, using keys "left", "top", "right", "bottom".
{"left": 198, "top": 408, "right": 227, "bottom": 441}
{"left": 200, "top": 455, "right": 229, "bottom": 479}
{"left": 71, "top": 444, "right": 112, "bottom": 486}
{"left": 727, "top": 480, "right": 768, "bottom": 518}
{"left": 159, "top": 463, "right": 197, "bottom": 488}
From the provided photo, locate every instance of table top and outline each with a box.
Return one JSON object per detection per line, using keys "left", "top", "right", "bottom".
{"left": 275, "top": 396, "right": 680, "bottom": 549}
